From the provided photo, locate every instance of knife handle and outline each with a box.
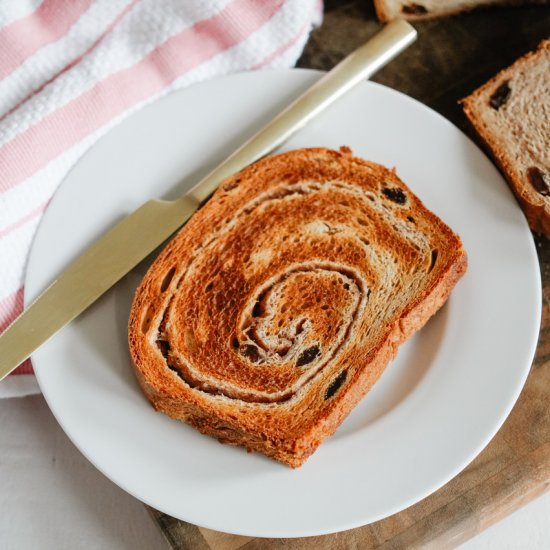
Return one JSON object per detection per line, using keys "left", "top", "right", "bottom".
{"left": 188, "top": 20, "right": 416, "bottom": 205}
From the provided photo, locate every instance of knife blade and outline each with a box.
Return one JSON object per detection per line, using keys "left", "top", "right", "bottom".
{"left": 0, "top": 20, "right": 416, "bottom": 381}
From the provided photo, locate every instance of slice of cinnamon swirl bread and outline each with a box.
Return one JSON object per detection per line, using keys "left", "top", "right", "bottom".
{"left": 462, "top": 39, "right": 550, "bottom": 236}
{"left": 128, "top": 147, "right": 467, "bottom": 467}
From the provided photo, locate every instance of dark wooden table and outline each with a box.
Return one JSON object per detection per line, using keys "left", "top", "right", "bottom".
{"left": 149, "top": 2, "right": 550, "bottom": 547}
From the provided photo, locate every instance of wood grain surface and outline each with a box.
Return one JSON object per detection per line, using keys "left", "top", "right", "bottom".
{"left": 149, "top": 2, "right": 550, "bottom": 548}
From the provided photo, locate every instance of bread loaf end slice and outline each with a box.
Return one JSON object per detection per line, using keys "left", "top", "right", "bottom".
{"left": 374, "top": 0, "right": 547, "bottom": 21}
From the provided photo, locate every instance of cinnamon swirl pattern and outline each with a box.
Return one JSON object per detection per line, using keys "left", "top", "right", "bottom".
{"left": 129, "top": 147, "right": 467, "bottom": 467}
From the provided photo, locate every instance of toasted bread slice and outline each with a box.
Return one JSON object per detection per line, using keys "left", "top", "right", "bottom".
{"left": 462, "top": 39, "right": 550, "bottom": 236}
{"left": 128, "top": 147, "right": 467, "bottom": 467}
{"left": 374, "top": 0, "right": 546, "bottom": 21}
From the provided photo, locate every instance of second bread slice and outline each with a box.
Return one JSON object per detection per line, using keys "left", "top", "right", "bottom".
{"left": 462, "top": 39, "right": 550, "bottom": 236}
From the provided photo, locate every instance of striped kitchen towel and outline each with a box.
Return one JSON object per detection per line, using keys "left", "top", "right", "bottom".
{"left": 0, "top": 0, "right": 322, "bottom": 398}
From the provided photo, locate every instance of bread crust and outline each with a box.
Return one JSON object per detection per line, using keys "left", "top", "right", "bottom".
{"left": 128, "top": 147, "right": 467, "bottom": 467}
{"left": 374, "top": 0, "right": 547, "bottom": 21}
{"left": 461, "top": 39, "right": 550, "bottom": 236}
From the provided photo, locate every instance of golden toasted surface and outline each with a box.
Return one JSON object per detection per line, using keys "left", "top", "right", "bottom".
{"left": 128, "top": 147, "right": 467, "bottom": 467}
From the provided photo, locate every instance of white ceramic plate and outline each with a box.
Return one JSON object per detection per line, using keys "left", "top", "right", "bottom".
{"left": 27, "top": 70, "right": 541, "bottom": 538}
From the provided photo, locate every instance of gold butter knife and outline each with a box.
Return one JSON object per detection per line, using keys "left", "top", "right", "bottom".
{"left": 0, "top": 20, "right": 416, "bottom": 380}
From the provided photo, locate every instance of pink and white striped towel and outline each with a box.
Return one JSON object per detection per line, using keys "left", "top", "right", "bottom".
{"left": 0, "top": 0, "right": 322, "bottom": 398}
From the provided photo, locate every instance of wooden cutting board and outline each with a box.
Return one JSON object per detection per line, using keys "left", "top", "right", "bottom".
{"left": 148, "top": 2, "right": 550, "bottom": 547}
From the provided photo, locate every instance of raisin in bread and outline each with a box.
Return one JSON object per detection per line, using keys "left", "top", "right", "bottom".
{"left": 374, "top": 0, "right": 547, "bottom": 21}
{"left": 128, "top": 147, "right": 467, "bottom": 467}
{"left": 462, "top": 39, "right": 550, "bottom": 236}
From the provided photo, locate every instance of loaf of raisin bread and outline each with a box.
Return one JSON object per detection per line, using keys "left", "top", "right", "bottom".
{"left": 128, "top": 147, "right": 467, "bottom": 467}
{"left": 374, "top": 0, "right": 547, "bottom": 21}
{"left": 462, "top": 39, "right": 550, "bottom": 236}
